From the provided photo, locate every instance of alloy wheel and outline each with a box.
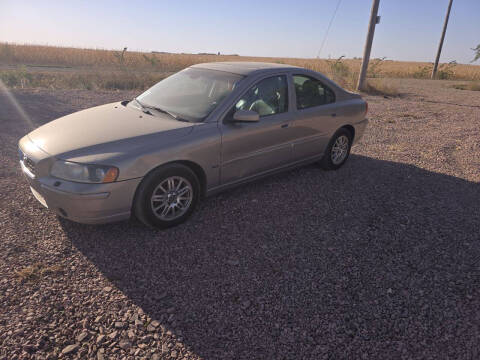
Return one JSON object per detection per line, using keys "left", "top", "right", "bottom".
{"left": 331, "top": 135, "right": 350, "bottom": 165}
{"left": 150, "top": 176, "right": 193, "bottom": 221}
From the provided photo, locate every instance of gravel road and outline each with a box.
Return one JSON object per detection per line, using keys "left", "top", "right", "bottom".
{"left": 1, "top": 79, "right": 479, "bottom": 359}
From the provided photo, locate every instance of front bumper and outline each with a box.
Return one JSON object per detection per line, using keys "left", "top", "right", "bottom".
{"left": 20, "top": 159, "right": 142, "bottom": 225}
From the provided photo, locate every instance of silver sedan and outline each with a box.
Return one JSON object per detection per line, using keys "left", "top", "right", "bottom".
{"left": 18, "top": 62, "right": 368, "bottom": 228}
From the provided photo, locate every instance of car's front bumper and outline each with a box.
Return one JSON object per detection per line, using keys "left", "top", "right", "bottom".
{"left": 20, "top": 159, "right": 142, "bottom": 225}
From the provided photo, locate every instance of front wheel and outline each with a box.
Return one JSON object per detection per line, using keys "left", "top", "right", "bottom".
{"left": 320, "top": 128, "right": 353, "bottom": 170}
{"left": 133, "top": 164, "right": 200, "bottom": 229}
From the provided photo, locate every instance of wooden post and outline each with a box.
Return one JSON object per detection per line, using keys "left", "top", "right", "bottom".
{"left": 432, "top": 0, "right": 453, "bottom": 79}
{"left": 357, "top": 0, "right": 380, "bottom": 91}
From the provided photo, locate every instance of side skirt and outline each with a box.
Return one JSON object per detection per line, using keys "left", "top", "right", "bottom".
{"left": 205, "top": 153, "right": 324, "bottom": 197}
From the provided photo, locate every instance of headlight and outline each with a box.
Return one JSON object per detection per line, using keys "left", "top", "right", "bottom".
{"left": 50, "top": 161, "right": 119, "bottom": 183}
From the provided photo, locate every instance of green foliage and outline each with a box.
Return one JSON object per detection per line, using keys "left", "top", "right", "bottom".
{"left": 113, "top": 47, "right": 128, "bottom": 66}
{"left": 324, "top": 56, "right": 353, "bottom": 89}
{"left": 413, "top": 61, "right": 457, "bottom": 80}
{"left": 143, "top": 54, "right": 158, "bottom": 67}
{"left": 436, "top": 61, "right": 457, "bottom": 79}
{"left": 323, "top": 55, "right": 387, "bottom": 90}
{"left": 0, "top": 66, "right": 32, "bottom": 87}
{"left": 413, "top": 65, "right": 431, "bottom": 79}
{"left": 367, "top": 57, "right": 386, "bottom": 78}
{"left": 326, "top": 56, "right": 350, "bottom": 78}
{"left": 323, "top": 56, "right": 359, "bottom": 91}
{"left": 472, "top": 44, "right": 480, "bottom": 63}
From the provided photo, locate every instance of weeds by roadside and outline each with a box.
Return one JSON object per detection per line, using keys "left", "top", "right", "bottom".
{"left": 0, "top": 67, "right": 169, "bottom": 90}
{"left": 413, "top": 61, "right": 458, "bottom": 79}
{"left": 451, "top": 82, "right": 480, "bottom": 91}
{"left": 362, "top": 78, "right": 400, "bottom": 97}
{"left": 324, "top": 56, "right": 398, "bottom": 96}
{"left": 367, "top": 57, "right": 386, "bottom": 78}
{"left": 15, "top": 263, "right": 64, "bottom": 282}
{"left": 325, "top": 56, "right": 358, "bottom": 90}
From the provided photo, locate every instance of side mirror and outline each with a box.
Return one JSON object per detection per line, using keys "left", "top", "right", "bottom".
{"left": 232, "top": 110, "right": 260, "bottom": 123}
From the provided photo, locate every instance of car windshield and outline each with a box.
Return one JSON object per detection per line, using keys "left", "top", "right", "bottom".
{"left": 136, "top": 67, "right": 244, "bottom": 122}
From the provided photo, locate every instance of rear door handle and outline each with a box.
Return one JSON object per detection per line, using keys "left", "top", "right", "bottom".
{"left": 281, "top": 123, "right": 289, "bottom": 128}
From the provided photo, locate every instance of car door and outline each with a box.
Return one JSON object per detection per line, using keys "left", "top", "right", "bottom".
{"left": 220, "top": 74, "right": 296, "bottom": 185}
{"left": 290, "top": 74, "right": 341, "bottom": 161}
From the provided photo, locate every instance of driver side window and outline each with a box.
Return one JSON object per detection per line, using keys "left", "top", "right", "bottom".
{"left": 234, "top": 75, "right": 288, "bottom": 117}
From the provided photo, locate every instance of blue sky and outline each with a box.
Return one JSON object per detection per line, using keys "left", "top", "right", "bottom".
{"left": 1, "top": 0, "right": 479, "bottom": 64}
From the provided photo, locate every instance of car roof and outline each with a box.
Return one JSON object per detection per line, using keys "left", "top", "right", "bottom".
{"left": 190, "top": 61, "right": 302, "bottom": 76}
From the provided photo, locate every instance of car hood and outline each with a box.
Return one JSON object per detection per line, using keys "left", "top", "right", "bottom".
{"left": 27, "top": 102, "right": 193, "bottom": 160}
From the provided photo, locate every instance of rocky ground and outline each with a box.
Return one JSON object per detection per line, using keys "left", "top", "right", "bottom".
{"left": 0, "top": 79, "right": 479, "bottom": 359}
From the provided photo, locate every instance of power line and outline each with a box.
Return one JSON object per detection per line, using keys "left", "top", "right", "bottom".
{"left": 316, "top": 0, "right": 342, "bottom": 58}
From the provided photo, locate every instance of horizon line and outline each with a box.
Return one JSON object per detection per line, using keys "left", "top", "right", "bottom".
{"left": 1, "top": 41, "right": 479, "bottom": 66}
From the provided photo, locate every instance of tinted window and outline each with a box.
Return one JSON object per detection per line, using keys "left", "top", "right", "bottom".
{"left": 293, "top": 75, "right": 335, "bottom": 109}
{"left": 234, "top": 75, "right": 288, "bottom": 117}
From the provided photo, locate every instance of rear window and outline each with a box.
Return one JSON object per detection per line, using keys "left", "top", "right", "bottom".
{"left": 293, "top": 75, "right": 335, "bottom": 109}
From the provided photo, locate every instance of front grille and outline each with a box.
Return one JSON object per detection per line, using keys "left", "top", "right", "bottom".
{"left": 19, "top": 148, "right": 36, "bottom": 175}
{"left": 24, "top": 157, "right": 36, "bottom": 174}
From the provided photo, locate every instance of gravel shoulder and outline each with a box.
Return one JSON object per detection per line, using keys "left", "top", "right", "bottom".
{"left": 0, "top": 79, "right": 479, "bottom": 359}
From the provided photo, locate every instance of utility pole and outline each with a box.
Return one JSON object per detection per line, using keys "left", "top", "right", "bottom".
{"left": 431, "top": 0, "right": 453, "bottom": 79}
{"left": 357, "top": 0, "right": 380, "bottom": 91}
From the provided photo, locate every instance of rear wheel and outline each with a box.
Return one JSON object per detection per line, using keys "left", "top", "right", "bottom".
{"left": 320, "top": 128, "right": 353, "bottom": 170}
{"left": 133, "top": 164, "right": 200, "bottom": 229}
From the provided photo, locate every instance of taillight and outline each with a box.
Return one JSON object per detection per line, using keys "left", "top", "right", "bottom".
{"left": 364, "top": 101, "right": 368, "bottom": 117}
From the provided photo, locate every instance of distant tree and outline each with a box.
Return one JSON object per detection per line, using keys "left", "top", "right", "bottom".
{"left": 472, "top": 44, "right": 480, "bottom": 62}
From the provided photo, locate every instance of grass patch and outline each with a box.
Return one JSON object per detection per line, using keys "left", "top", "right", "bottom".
{"left": 324, "top": 56, "right": 359, "bottom": 91}
{"left": 362, "top": 79, "right": 400, "bottom": 97}
{"left": 15, "top": 263, "right": 64, "bottom": 282}
{"left": 400, "top": 113, "right": 422, "bottom": 120}
{"left": 413, "top": 61, "right": 458, "bottom": 80}
{"left": 451, "top": 82, "right": 480, "bottom": 91}
{"left": 0, "top": 67, "right": 169, "bottom": 90}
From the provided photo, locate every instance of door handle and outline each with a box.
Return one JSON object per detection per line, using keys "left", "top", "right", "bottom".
{"left": 331, "top": 113, "right": 337, "bottom": 117}
{"left": 281, "top": 123, "right": 289, "bottom": 128}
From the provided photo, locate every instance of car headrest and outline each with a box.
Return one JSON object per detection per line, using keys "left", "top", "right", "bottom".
{"left": 302, "top": 80, "right": 319, "bottom": 96}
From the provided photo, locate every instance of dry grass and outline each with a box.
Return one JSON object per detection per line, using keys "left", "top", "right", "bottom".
{"left": 1, "top": 42, "right": 479, "bottom": 91}
{"left": 2, "top": 43, "right": 479, "bottom": 79}
{"left": 451, "top": 82, "right": 480, "bottom": 91}
{"left": 15, "top": 263, "right": 64, "bottom": 282}
{"left": 0, "top": 67, "right": 168, "bottom": 91}
{"left": 363, "top": 78, "right": 400, "bottom": 97}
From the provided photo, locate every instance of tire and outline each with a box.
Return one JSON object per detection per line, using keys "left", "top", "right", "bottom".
{"left": 320, "top": 128, "right": 353, "bottom": 170}
{"left": 133, "top": 164, "right": 200, "bottom": 229}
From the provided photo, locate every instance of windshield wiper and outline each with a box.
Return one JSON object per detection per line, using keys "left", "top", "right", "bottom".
{"left": 133, "top": 98, "right": 153, "bottom": 115}
{"left": 151, "top": 106, "right": 190, "bottom": 122}
{"left": 133, "top": 98, "right": 189, "bottom": 122}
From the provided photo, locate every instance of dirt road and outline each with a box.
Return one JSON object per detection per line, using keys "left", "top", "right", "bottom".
{"left": 0, "top": 79, "right": 479, "bottom": 359}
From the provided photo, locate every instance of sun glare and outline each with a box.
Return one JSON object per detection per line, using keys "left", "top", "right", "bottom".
{"left": 0, "top": 79, "right": 35, "bottom": 130}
